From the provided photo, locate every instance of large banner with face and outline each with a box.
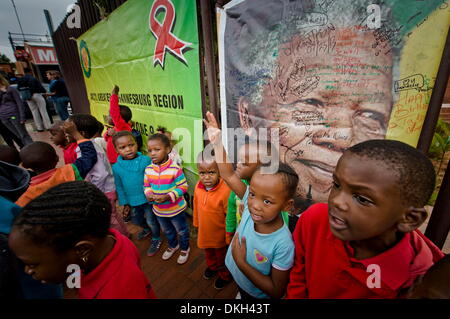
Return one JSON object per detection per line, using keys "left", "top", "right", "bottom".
{"left": 218, "top": 0, "right": 450, "bottom": 206}
{"left": 78, "top": 0, "right": 204, "bottom": 211}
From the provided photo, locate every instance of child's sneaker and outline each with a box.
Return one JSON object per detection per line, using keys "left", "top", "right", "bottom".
{"left": 162, "top": 244, "right": 179, "bottom": 260}
{"left": 136, "top": 229, "right": 151, "bottom": 241}
{"left": 147, "top": 239, "right": 162, "bottom": 257}
{"left": 214, "top": 277, "right": 231, "bottom": 290}
{"left": 123, "top": 214, "right": 131, "bottom": 223}
{"left": 177, "top": 247, "right": 190, "bottom": 265}
{"left": 203, "top": 268, "right": 216, "bottom": 280}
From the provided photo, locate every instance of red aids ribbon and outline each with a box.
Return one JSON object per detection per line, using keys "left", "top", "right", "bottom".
{"left": 149, "top": 0, "right": 191, "bottom": 68}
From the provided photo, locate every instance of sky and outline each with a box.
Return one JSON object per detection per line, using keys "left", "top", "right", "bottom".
{"left": 0, "top": 0, "right": 76, "bottom": 61}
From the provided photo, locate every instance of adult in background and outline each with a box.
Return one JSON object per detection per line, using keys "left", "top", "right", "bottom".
{"left": 0, "top": 75, "right": 33, "bottom": 147}
{"left": 17, "top": 68, "right": 51, "bottom": 132}
{"left": 45, "top": 70, "right": 70, "bottom": 121}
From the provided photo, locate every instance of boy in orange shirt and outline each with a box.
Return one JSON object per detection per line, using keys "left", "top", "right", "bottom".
{"left": 193, "top": 150, "right": 232, "bottom": 290}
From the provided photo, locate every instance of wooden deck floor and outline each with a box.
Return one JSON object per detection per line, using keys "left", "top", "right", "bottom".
{"left": 64, "top": 218, "right": 238, "bottom": 299}
{"left": 128, "top": 220, "right": 238, "bottom": 299}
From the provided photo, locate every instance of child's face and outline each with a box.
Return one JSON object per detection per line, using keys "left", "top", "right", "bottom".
{"left": 236, "top": 144, "right": 260, "bottom": 180}
{"left": 49, "top": 127, "right": 67, "bottom": 146}
{"left": 197, "top": 160, "right": 220, "bottom": 189}
{"left": 248, "top": 170, "right": 290, "bottom": 225}
{"left": 147, "top": 139, "right": 171, "bottom": 164}
{"left": 115, "top": 135, "right": 138, "bottom": 160}
{"left": 327, "top": 153, "right": 407, "bottom": 242}
{"left": 8, "top": 227, "right": 77, "bottom": 284}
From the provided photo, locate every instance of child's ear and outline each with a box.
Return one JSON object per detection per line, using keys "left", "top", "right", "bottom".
{"left": 80, "top": 130, "right": 89, "bottom": 139}
{"left": 282, "top": 198, "right": 294, "bottom": 214}
{"left": 74, "top": 240, "right": 95, "bottom": 262}
{"left": 397, "top": 207, "right": 428, "bottom": 233}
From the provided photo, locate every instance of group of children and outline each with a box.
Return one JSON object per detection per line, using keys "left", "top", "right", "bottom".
{"left": 0, "top": 86, "right": 449, "bottom": 299}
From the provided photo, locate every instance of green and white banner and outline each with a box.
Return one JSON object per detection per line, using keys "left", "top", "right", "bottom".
{"left": 77, "top": 0, "right": 204, "bottom": 211}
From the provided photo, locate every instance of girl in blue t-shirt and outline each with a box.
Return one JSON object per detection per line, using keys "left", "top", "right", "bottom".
{"left": 204, "top": 112, "right": 297, "bottom": 299}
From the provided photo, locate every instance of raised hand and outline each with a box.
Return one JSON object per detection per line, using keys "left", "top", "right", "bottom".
{"left": 203, "top": 111, "right": 222, "bottom": 145}
{"left": 62, "top": 121, "right": 84, "bottom": 142}
{"left": 112, "top": 85, "right": 119, "bottom": 95}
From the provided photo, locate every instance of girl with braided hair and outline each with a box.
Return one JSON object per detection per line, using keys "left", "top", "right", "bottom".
{"left": 204, "top": 111, "right": 298, "bottom": 299}
{"left": 8, "top": 181, "right": 156, "bottom": 299}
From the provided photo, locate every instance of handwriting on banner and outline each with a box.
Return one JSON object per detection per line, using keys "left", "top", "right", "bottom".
{"left": 389, "top": 89, "right": 432, "bottom": 133}
{"left": 90, "top": 92, "right": 184, "bottom": 110}
{"left": 394, "top": 74, "right": 425, "bottom": 92}
{"left": 371, "top": 24, "right": 403, "bottom": 56}
{"left": 281, "top": 24, "right": 336, "bottom": 57}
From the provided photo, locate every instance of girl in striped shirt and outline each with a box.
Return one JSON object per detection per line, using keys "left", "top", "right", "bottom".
{"left": 144, "top": 133, "right": 190, "bottom": 264}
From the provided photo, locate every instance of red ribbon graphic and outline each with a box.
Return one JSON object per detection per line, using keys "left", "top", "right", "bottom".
{"left": 149, "top": 0, "right": 191, "bottom": 68}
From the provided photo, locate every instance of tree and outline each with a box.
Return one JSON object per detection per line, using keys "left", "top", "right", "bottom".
{"left": 0, "top": 54, "right": 11, "bottom": 63}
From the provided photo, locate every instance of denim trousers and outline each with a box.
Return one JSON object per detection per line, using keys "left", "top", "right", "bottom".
{"left": 54, "top": 96, "right": 70, "bottom": 121}
{"left": 156, "top": 211, "right": 190, "bottom": 251}
{"left": 131, "top": 203, "right": 151, "bottom": 230}
{"left": 145, "top": 206, "right": 161, "bottom": 240}
{"left": 132, "top": 203, "right": 161, "bottom": 239}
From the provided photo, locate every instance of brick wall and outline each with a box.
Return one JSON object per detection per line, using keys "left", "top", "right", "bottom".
{"left": 445, "top": 76, "right": 450, "bottom": 103}
{"left": 441, "top": 105, "right": 450, "bottom": 124}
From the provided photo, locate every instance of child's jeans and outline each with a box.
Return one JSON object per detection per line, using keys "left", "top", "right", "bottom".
{"left": 131, "top": 203, "right": 152, "bottom": 232}
{"left": 156, "top": 211, "right": 190, "bottom": 251}
{"left": 145, "top": 207, "right": 161, "bottom": 240}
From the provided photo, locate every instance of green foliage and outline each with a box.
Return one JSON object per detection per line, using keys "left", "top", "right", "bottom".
{"left": 428, "top": 118, "right": 450, "bottom": 160}
{"left": 427, "top": 118, "right": 450, "bottom": 206}
{"left": 0, "top": 54, "right": 11, "bottom": 63}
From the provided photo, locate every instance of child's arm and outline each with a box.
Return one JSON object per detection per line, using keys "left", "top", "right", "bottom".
{"left": 285, "top": 215, "right": 308, "bottom": 298}
{"left": 193, "top": 186, "right": 199, "bottom": 228}
{"left": 165, "top": 167, "right": 188, "bottom": 203}
{"left": 110, "top": 85, "right": 130, "bottom": 131}
{"left": 152, "top": 166, "right": 188, "bottom": 203}
{"left": 204, "top": 111, "right": 247, "bottom": 199}
{"left": 232, "top": 234, "right": 292, "bottom": 298}
{"left": 112, "top": 165, "right": 129, "bottom": 208}
{"left": 226, "top": 192, "right": 237, "bottom": 244}
{"left": 143, "top": 166, "right": 155, "bottom": 202}
{"left": 63, "top": 122, "right": 97, "bottom": 179}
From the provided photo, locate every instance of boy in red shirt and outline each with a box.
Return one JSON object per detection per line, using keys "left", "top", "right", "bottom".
{"left": 286, "top": 139, "right": 444, "bottom": 299}
{"left": 104, "top": 85, "right": 132, "bottom": 164}
{"left": 193, "top": 150, "right": 232, "bottom": 290}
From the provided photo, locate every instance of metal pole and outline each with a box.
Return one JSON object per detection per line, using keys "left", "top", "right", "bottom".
{"left": 425, "top": 158, "right": 450, "bottom": 249}
{"left": 10, "top": 0, "right": 26, "bottom": 41}
{"left": 44, "top": 9, "right": 55, "bottom": 37}
{"left": 416, "top": 27, "right": 450, "bottom": 154}
{"left": 199, "top": 0, "right": 220, "bottom": 121}
{"left": 8, "top": 32, "right": 15, "bottom": 51}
